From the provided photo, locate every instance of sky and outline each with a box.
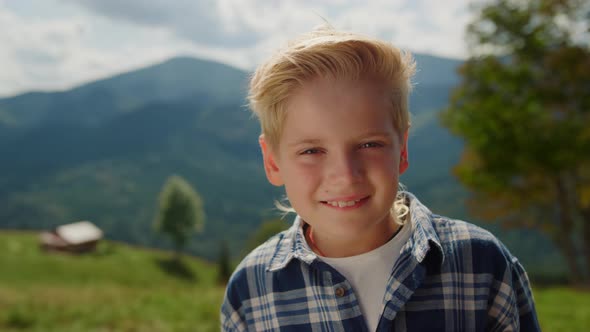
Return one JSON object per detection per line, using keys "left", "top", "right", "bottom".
{"left": 0, "top": 0, "right": 475, "bottom": 98}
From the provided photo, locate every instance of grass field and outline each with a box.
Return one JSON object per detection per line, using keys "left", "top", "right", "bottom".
{"left": 1, "top": 231, "right": 588, "bottom": 331}
{"left": 0, "top": 231, "right": 223, "bottom": 331}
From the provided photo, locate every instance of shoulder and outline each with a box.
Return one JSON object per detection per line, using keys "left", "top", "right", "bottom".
{"left": 223, "top": 229, "right": 289, "bottom": 305}
{"left": 238, "top": 231, "right": 286, "bottom": 271}
{"left": 221, "top": 231, "right": 285, "bottom": 329}
{"left": 428, "top": 215, "right": 539, "bottom": 329}
{"left": 232, "top": 230, "right": 286, "bottom": 280}
{"left": 430, "top": 214, "right": 518, "bottom": 275}
{"left": 431, "top": 214, "right": 503, "bottom": 247}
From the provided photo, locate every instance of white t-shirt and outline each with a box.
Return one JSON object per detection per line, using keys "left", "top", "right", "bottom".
{"left": 319, "top": 222, "right": 412, "bottom": 332}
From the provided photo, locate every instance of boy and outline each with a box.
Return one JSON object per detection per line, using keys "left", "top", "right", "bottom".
{"left": 221, "top": 27, "right": 540, "bottom": 331}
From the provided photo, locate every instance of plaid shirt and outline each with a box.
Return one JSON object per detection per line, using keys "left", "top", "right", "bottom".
{"left": 221, "top": 192, "right": 540, "bottom": 331}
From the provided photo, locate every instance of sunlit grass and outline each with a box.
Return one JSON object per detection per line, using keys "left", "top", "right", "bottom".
{"left": 1, "top": 231, "right": 588, "bottom": 331}
{"left": 0, "top": 231, "right": 223, "bottom": 332}
{"left": 1, "top": 285, "right": 223, "bottom": 332}
{"left": 534, "top": 286, "right": 590, "bottom": 332}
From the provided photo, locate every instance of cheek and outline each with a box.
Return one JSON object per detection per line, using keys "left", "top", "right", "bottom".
{"left": 283, "top": 165, "right": 321, "bottom": 193}
{"left": 286, "top": 160, "right": 323, "bottom": 179}
{"left": 364, "top": 153, "right": 397, "bottom": 173}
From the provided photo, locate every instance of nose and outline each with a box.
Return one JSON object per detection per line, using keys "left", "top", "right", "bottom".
{"left": 326, "top": 151, "right": 363, "bottom": 186}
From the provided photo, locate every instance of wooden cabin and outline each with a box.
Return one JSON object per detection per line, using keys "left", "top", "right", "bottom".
{"left": 40, "top": 221, "right": 103, "bottom": 253}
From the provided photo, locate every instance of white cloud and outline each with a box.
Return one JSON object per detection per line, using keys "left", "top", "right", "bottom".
{"left": 0, "top": 0, "right": 474, "bottom": 97}
{"left": 0, "top": 1, "right": 218, "bottom": 97}
{"left": 65, "top": 0, "right": 474, "bottom": 58}
{"left": 66, "top": 0, "right": 262, "bottom": 46}
{"left": 0, "top": 6, "right": 85, "bottom": 95}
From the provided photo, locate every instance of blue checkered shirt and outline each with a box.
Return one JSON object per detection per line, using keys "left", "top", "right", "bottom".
{"left": 221, "top": 192, "right": 540, "bottom": 331}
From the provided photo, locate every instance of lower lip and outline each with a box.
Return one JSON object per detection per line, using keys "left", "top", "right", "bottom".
{"left": 321, "top": 196, "right": 369, "bottom": 210}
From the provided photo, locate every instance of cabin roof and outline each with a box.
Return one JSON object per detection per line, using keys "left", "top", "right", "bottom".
{"left": 56, "top": 221, "right": 103, "bottom": 245}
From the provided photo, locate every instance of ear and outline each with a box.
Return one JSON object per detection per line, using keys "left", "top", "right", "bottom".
{"left": 259, "top": 135, "right": 284, "bottom": 186}
{"left": 399, "top": 131, "right": 409, "bottom": 175}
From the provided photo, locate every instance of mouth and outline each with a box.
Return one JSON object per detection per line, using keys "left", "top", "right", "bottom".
{"left": 320, "top": 196, "right": 369, "bottom": 209}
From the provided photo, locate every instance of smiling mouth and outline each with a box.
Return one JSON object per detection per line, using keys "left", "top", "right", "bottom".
{"left": 320, "top": 196, "right": 369, "bottom": 208}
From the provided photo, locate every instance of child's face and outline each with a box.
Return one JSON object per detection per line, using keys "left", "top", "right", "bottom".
{"left": 260, "top": 77, "right": 408, "bottom": 246}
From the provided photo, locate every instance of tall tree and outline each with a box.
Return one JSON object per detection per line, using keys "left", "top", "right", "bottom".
{"left": 154, "top": 175, "right": 205, "bottom": 259}
{"left": 441, "top": 0, "right": 590, "bottom": 284}
{"left": 217, "top": 240, "right": 232, "bottom": 284}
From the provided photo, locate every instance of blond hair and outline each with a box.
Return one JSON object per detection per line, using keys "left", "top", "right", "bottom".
{"left": 248, "top": 26, "right": 416, "bottom": 148}
{"left": 249, "top": 26, "right": 414, "bottom": 225}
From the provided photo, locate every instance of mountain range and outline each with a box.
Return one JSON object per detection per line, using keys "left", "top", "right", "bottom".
{"left": 0, "top": 55, "right": 565, "bottom": 280}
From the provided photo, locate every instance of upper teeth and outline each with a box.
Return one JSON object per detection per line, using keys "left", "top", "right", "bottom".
{"left": 326, "top": 199, "right": 361, "bottom": 207}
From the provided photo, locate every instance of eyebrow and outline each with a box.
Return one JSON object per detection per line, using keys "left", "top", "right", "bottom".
{"left": 285, "top": 131, "right": 394, "bottom": 148}
{"left": 286, "top": 139, "right": 322, "bottom": 147}
{"left": 359, "top": 131, "right": 393, "bottom": 139}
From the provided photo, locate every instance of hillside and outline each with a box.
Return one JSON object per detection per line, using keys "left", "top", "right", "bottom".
{"left": 0, "top": 57, "right": 274, "bottom": 260}
{"left": 0, "top": 54, "right": 566, "bottom": 279}
{"left": 0, "top": 231, "right": 587, "bottom": 331}
{"left": 0, "top": 231, "right": 223, "bottom": 331}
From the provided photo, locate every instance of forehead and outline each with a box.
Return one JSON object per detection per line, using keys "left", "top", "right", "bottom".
{"left": 280, "top": 77, "right": 397, "bottom": 145}
{"left": 297, "top": 76, "right": 391, "bottom": 106}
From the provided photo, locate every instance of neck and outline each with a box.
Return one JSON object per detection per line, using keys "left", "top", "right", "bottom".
{"left": 305, "top": 215, "right": 402, "bottom": 258}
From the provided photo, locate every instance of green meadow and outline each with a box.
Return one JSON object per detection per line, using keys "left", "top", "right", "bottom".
{"left": 0, "top": 231, "right": 223, "bottom": 331}
{"left": 1, "top": 231, "right": 588, "bottom": 332}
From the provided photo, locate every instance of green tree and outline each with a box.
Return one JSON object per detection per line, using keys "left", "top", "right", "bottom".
{"left": 154, "top": 175, "right": 205, "bottom": 259}
{"left": 441, "top": 0, "right": 590, "bottom": 284}
{"left": 217, "top": 240, "right": 232, "bottom": 284}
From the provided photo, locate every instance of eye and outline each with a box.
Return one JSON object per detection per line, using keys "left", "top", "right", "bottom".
{"left": 360, "top": 141, "right": 383, "bottom": 149}
{"left": 300, "top": 148, "right": 322, "bottom": 155}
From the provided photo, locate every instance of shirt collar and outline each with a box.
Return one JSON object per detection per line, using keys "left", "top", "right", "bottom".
{"left": 403, "top": 191, "right": 445, "bottom": 265}
{"left": 267, "top": 191, "right": 444, "bottom": 272}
